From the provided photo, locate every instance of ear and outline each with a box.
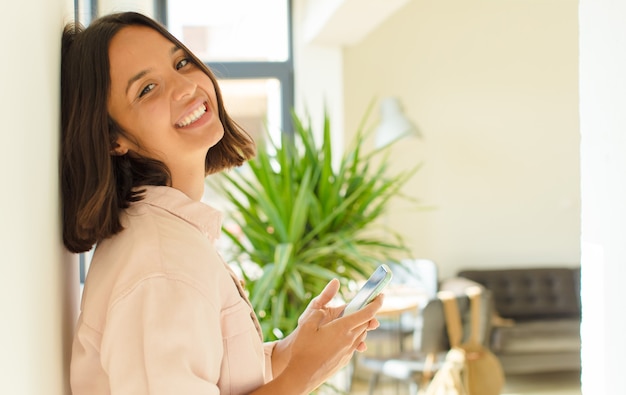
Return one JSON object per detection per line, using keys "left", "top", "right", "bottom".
{"left": 110, "top": 137, "right": 131, "bottom": 156}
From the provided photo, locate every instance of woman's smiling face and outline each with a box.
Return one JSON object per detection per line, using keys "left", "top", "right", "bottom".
{"left": 107, "top": 25, "right": 224, "bottom": 181}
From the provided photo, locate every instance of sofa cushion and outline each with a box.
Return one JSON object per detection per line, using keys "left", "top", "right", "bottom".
{"left": 458, "top": 267, "right": 581, "bottom": 320}
{"left": 491, "top": 318, "right": 581, "bottom": 354}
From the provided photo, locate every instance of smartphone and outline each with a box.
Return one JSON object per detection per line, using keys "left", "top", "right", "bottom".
{"left": 341, "top": 264, "right": 393, "bottom": 316}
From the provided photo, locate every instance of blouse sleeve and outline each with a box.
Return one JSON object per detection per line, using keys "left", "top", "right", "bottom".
{"left": 100, "top": 275, "right": 222, "bottom": 395}
{"left": 263, "top": 341, "right": 278, "bottom": 382}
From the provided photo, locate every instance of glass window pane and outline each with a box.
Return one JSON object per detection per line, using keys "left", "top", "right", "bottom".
{"left": 167, "top": 0, "right": 289, "bottom": 62}
{"left": 218, "top": 78, "right": 283, "bottom": 146}
{"left": 76, "top": 0, "right": 93, "bottom": 24}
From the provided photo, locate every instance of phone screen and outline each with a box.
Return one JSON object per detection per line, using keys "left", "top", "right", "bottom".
{"left": 342, "top": 264, "right": 393, "bottom": 316}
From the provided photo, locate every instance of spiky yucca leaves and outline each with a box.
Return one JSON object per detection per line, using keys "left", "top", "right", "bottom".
{"left": 210, "top": 110, "right": 420, "bottom": 341}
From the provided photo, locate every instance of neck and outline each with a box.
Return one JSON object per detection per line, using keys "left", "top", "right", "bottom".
{"left": 171, "top": 169, "right": 206, "bottom": 201}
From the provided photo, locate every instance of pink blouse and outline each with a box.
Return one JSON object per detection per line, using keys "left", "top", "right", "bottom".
{"left": 71, "top": 186, "right": 274, "bottom": 395}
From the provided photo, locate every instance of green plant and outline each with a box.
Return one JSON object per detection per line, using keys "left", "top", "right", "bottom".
{"left": 210, "top": 105, "right": 421, "bottom": 341}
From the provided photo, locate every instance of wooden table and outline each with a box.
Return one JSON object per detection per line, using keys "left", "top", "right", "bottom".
{"left": 371, "top": 286, "right": 429, "bottom": 353}
{"left": 377, "top": 285, "right": 428, "bottom": 316}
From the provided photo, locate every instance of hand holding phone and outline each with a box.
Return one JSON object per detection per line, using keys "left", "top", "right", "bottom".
{"left": 341, "top": 264, "right": 393, "bottom": 316}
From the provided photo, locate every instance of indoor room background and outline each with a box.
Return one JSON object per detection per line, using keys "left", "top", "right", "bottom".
{"left": 1, "top": 0, "right": 624, "bottom": 394}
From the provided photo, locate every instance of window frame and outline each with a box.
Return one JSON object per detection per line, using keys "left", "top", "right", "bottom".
{"left": 75, "top": 0, "right": 96, "bottom": 284}
{"left": 154, "top": 0, "right": 295, "bottom": 134}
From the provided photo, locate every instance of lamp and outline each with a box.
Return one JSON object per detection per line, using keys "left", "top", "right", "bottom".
{"left": 374, "top": 97, "right": 420, "bottom": 149}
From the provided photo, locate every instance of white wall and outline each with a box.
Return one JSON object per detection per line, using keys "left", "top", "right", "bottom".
{"left": 0, "top": 0, "right": 78, "bottom": 394}
{"left": 342, "top": 0, "right": 580, "bottom": 279}
{"left": 579, "top": 1, "right": 626, "bottom": 392}
{"left": 292, "top": 0, "right": 345, "bottom": 155}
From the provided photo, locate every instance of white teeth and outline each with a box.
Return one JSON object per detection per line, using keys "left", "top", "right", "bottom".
{"left": 177, "top": 104, "right": 207, "bottom": 127}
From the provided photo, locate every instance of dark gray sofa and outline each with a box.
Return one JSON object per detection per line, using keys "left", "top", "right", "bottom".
{"left": 457, "top": 267, "right": 581, "bottom": 374}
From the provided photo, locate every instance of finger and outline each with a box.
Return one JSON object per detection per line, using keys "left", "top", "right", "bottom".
{"left": 353, "top": 330, "right": 369, "bottom": 352}
{"left": 341, "top": 294, "right": 385, "bottom": 329}
{"left": 366, "top": 318, "right": 380, "bottom": 331}
{"left": 350, "top": 321, "right": 372, "bottom": 336}
{"left": 309, "top": 278, "right": 340, "bottom": 309}
{"left": 359, "top": 293, "right": 385, "bottom": 313}
{"left": 368, "top": 293, "right": 385, "bottom": 309}
{"left": 329, "top": 304, "right": 348, "bottom": 320}
{"left": 359, "top": 294, "right": 385, "bottom": 316}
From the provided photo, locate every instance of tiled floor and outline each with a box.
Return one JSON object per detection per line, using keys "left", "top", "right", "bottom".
{"left": 348, "top": 370, "right": 581, "bottom": 395}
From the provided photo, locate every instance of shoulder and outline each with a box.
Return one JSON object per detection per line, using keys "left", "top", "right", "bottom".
{"left": 80, "top": 200, "right": 236, "bottom": 328}
{"left": 94, "top": 203, "right": 225, "bottom": 292}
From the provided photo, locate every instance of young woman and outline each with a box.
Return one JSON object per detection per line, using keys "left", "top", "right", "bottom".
{"left": 61, "top": 11, "right": 383, "bottom": 395}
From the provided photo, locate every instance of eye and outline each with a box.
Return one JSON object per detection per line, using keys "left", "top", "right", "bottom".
{"left": 176, "top": 58, "right": 190, "bottom": 70}
{"left": 139, "top": 83, "right": 156, "bottom": 98}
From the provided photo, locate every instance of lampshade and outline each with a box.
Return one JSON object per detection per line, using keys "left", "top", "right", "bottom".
{"left": 374, "top": 97, "right": 420, "bottom": 149}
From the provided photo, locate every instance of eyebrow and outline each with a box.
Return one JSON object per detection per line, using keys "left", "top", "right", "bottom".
{"left": 125, "top": 69, "right": 150, "bottom": 96}
{"left": 124, "top": 45, "right": 184, "bottom": 96}
{"left": 170, "top": 45, "right": 182, "bottom": 55}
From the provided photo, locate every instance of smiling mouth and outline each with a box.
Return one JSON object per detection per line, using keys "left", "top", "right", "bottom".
{"left": 176, "top": 103, "right": 207, "bottom": 128}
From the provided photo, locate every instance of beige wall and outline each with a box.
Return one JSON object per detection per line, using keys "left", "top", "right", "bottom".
{"left": 342, "top": 0, "right": 580, "bottom": 278}
{"left": 0, "top": 0, "right": 78, "bottom": 394}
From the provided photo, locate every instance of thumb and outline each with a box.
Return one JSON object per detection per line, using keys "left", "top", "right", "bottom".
{"left": 310, "top": 278, "right": 340, "bottom": 309}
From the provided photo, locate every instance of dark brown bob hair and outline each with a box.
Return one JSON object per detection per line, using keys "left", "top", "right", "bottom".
{"left": 61, "top": 11, "right": 255, "bottom": 253}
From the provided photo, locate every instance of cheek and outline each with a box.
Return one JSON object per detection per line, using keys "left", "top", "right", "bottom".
{"left": 196, "top": 73, "right": 218, "bottom": 101}
{"left": 140, "top": 97, "right": 171, "bottom": 123}
{"left": 138, "top": 103, "right": 167, "bottom": 128}
{"left": 117, "top": 106, "right": 170, "bottom": 154}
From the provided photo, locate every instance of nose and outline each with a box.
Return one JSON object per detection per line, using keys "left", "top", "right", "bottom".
{"left": 170, "top": 72, "right": 197, "bottom": 101}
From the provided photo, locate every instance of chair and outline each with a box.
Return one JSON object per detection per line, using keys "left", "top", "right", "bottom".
{"left": 393, "top": 259, "right": 439, "bottom": 349}
{"left": 370, "top": 259, "right": 439, "bottom": 352}
{"left": 346, "top": 259, "right": 438, "bottom": 392}
{"left": 390, "top": 259, "right": 439, "bottom": 299}
{"left": 357, "top": 285, "right": 494, "bottom": 395}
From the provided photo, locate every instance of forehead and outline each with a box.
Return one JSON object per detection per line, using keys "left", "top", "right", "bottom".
{"left": 108, "top": 25, "right": 177, "bottom": 93}
{"left": 109, "top": 25, "right": 174, "bottom": 61}
{"left": 109, "top": 25, "right": 176, "bottom": 73}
